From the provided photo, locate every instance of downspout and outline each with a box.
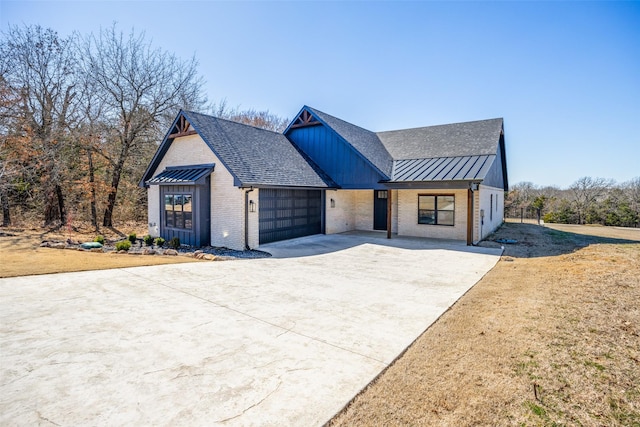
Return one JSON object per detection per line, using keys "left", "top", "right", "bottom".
{"left": 244, "top": 187, "right": 254, "bottom": 250}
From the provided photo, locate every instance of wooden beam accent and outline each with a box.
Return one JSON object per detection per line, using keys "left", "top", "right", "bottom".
{"left": 290, "top": 121, "right": 321, "bottom": 129}
{"left": 289, "top": 110, "right": 320, "bottom": 129}
{"left": 387, "top": 189, "right": 392, "bottom": 239}
{"left": 168, "top": 130, "right": 197, "bottom": 139}
{"left": 467, "top": 189, "right": 473, "bottom": 245}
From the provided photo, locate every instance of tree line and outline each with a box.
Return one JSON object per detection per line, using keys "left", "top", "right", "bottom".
{"left": 505, "top": 176, "right": 640, "bottom": 227}
{"left": 0, "top": 24, "right": 287, "bottom": 229}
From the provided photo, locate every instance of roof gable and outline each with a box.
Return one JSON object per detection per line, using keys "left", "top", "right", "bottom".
{"left": 297, "top": 106, "right": 394, "bottom": 178}
{"left": 140, "top": 110, "right": 333, "bottom": 188}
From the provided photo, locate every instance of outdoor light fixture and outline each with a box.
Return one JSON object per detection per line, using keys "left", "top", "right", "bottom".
{"left": 330, "top": 198, "right": 335, "bottom": 208}
{"left": 249, "top": 200, "right": 256, "bottom": 212}
{"left": 470, "top": 183, "right": 479, "bottom": 191}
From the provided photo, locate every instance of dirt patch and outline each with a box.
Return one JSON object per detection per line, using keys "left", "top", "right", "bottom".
{"left": 0, "top": 223, "right": 201, "bottom": 278}
{"left": 329, "top": 223, "right": 640, "bottom": 426}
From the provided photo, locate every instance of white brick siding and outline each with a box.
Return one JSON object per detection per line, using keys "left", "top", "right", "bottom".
{"left": 324, "top": 190, "right": 398, "bottom": 234}
{"left": 478, "top": 185, "right": 504, "bottom": 240}
{"left": 325, "top": 190, "right": 356, "bottom": 234}
{"left": 147, "top": 186, "right": 160, "bottom": 237}
{"left": 397, "top": 189, "right": 469, "bottom": 241}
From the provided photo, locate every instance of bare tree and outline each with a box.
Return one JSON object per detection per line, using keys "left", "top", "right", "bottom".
{"left": 78, "top": 25, "right": 206, "bottom": 227}
{"left": 0, "top": 25, "right": 79, "bottom": 225}
{"left": 210, "top": 100, "right": 289, "bottom": 132}
{"left": 569, "top": 176, "right": 612, "bottom": 224}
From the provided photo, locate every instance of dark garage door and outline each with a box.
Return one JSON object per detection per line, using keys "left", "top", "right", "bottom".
{"left": 259, "top": 189, "right": 322, "bottom": 244}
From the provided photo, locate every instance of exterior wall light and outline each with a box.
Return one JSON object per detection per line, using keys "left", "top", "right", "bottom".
{"left": 249, "top": 200, "right": 256, "bottom": 212}
{"left": 330, "top": 198, "right": 335, "bottom": 208}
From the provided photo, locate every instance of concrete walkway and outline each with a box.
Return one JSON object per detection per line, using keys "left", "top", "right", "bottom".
{"left": 0, "top": 234, "right": 502, "bottom": 426}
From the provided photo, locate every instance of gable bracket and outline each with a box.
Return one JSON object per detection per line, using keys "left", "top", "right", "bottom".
{"left": 169, "top": 115, "right": 197, "bottom": 138}
{"left": 290, "top": 109, "right": 321, "bottom": 129}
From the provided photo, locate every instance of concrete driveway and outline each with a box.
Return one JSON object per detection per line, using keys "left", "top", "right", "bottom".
{"left": 0, "top": 233, "right": 502, "bottom": 426}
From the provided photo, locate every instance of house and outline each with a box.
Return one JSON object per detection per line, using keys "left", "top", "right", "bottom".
{"left": 139, "top": 106, "right": 508, "bottom": 250}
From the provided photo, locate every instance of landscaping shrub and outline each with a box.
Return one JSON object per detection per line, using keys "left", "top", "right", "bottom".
{"left": 143, "top": 234, "right": 154, "bottom": 246}
{"left": 128, "top": 233, "right": 137, "bottom": 244}
{"left": 115, "top": 240, "right": 131, "bottom": 251}
{"left": 94, "top": 235, "right": 105, "bottom": 245}
{"left": 168, "top": 237, "right": 180, "bottom": 250}
{"left": 154, "top": 237, "right": 165, "bottom": 247}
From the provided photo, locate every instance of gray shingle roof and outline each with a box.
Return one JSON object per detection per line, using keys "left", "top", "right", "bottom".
{"left": 306, "top": 107, "right": 394, "bottom": 178}
{"left": 377, "top": 118, "right": 504, "bottom": 160}
{"left": 183, "top": 111, "right": 333, "bottom": 188}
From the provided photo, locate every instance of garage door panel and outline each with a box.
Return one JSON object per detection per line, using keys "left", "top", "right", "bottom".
{"left": 259, "top": 189, "right": 322, "bottom": 244}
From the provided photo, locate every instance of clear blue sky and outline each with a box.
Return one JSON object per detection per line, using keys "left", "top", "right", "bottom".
{"left": 2, "top": 1, "right": 639, "bottom": 188}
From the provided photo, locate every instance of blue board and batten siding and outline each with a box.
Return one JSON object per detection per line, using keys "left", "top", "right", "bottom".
{"left": 287, "top": 125, "right": 387, "bottom": 189}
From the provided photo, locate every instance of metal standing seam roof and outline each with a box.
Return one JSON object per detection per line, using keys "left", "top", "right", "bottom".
{"left": 391, "top": 155, "right": 496, "bottom": 182}
{"left": 146, "top": 165, "right": 214, "bottom": 185}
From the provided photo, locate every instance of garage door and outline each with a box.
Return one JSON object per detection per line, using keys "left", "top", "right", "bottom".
{"left": 259, "top": 189, "right": 322, "bottom": 244}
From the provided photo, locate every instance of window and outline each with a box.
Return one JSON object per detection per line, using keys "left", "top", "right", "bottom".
{"left": 164, "top": 194, "right": 193, "bottom": 230}
{"left": 418, "top": 195, "right": 455, "bottom": 226}
{"left": 377, "top": 190, "right": 388, "bottom": 199}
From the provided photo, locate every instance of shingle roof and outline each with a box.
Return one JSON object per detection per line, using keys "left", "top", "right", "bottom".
{"left": 377, "top": 118, "right": 503, "bottom": 160}
{"left": 146, "top": 164, "right": 214, "bottom": 185}
{"left": 306, "top": 107, "right": 394, "bottom": 178}
{"left": 391, "top": 155, "right": 495, "bottom": 182}
{"left": 182, "top": 111, "right": 334, "bottom": 188}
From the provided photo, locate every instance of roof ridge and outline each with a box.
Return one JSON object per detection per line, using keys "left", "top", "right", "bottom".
{"left": 305, "top": 106, "right": 378, "bottom": 135}
{"left": 182, "top": 109, "right": 285, "bottom": 135}
{"left": 376, "top": 117, "right": 503, "bottom": 134}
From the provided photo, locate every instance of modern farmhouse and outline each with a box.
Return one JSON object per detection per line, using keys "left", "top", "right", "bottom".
{"left": 139, "top": 106, "right": 508, "bottom": 250}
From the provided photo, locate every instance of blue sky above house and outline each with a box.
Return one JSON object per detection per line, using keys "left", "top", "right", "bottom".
{"left": 2, "top": 0, "right": 639, "bottom": 188}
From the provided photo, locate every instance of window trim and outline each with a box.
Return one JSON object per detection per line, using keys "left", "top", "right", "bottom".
{"left": 417, "top": 194, "right": 455, "bottom": 226}
{"left": 164, "top": 192, "right": 194, "bottom": 231}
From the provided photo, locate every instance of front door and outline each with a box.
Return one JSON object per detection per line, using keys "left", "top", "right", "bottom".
{"left": 373, "top": 190, "right": 388, "bottom": 230}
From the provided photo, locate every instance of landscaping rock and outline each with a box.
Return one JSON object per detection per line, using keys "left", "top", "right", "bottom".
{"left": 164, "top": 249, "right": 178, "bottom": 256}
{"left": 80, "top": 241, "right": 103, "bottom": 249}
{"left": 51, "top": 242, "right": 66, "bottom": 249}
{"left": 90, "top": 248, "right": 103, "bottom": 253}
{"left": 142, "top": 248, "right": 156, "bottom": 255}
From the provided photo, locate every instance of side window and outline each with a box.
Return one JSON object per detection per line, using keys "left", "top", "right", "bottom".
{"left": 418, "top": 195, "right": 455, "bottom": 226}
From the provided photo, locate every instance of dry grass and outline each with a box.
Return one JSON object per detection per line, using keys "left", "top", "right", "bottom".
{"left": 329, "top": 223, "right": 640, "bottom": 426}
{"left": 0, "top": 222, "right": 200, "bottom": 278}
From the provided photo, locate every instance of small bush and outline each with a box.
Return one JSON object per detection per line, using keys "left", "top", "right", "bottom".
{"left": 143, "top": 234, "right": 154, "bottom": 246}
{"left": 168, "top": 237, "right": 180, "bottom": 250}
{"left": 128, "top": 233, "right": 137, "bottom": 244}
{"left": 115, "top": 240, "right": 131, "bottom": 251}
{"left": 94, "top": 235, "right": 105, "bottom": 245}
{"left": 154, "top": 237, "right": 165, "bottom": 247}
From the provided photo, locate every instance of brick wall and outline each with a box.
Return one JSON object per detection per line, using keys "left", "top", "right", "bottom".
{"left": 325, "top": 190, "right": 356, "bottom": 234}
{"left": 478, "top": 185, "right": 504, "bottom": 240}
{"left": 397, "top": 189, "right": 468, "bottom": 240}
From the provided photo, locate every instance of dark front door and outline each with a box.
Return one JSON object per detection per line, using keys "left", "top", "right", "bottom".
{"left": 259, "top": 189, "right": 322, "bottom": 244}
{"left": 373, "top": 190, "right": 388, "bottom": 230}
